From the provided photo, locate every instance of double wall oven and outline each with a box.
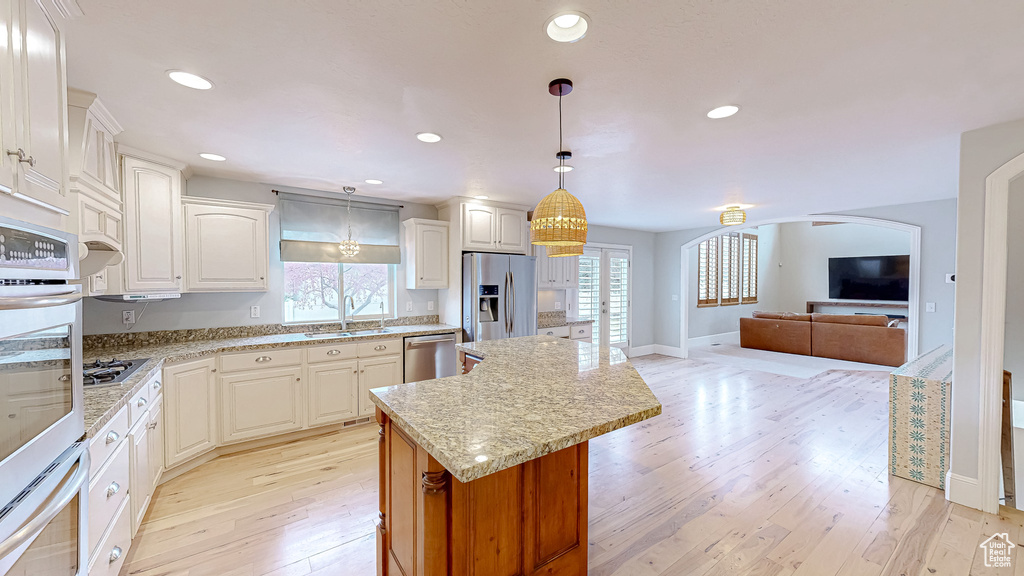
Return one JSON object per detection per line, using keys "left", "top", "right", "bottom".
{"left": 0, "top": 215, "right": 88, "bottom": 575}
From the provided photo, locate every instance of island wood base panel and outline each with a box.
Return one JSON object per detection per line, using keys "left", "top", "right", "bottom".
{"left": 376, "top": 409, "right": 588, "bottom": 576}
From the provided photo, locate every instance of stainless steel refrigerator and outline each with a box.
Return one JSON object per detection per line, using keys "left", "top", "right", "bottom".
{"left": 462, "top": 253, "right": 537, "bottom": 341}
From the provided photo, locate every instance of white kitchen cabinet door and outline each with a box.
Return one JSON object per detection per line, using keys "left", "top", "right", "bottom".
{"left": 163, "top": 358, "right": 217, "bottom": 468}
{"left": 405, "top": 219, "right": 448, "bottom": 289}
{"left": 0, "top": 0, "right": 16, "bottom": 197}
{"left": 561, "top": 255, "right": 579, "bottom": 290}
{"left": 220, "top": 366, "right": 303, "bottom": 444}
{"left": 184, "top": 199, "right": 270, "bottom": 292}
{"left": 306, "top": 360, "right": 359, "bottom": 427}
{"left": 147, "top": 394, "right": 164, "bottom": 495}
{"left": 358, "top": 355, "right": 402, "bottom": 417}
{"left": 121, "top": 155, "right": 183, "bottom": 293}
{"left": 8, "top": 0, "right": 69, "bottom": 216}
{"left": 496, "top": 208, "right": 528, "bottom": 253}
{"left": 128, "top": 410, "right": 152, "bottom": 536}
{"left": 462, "top": 204, "right": 496, "bottom": 250}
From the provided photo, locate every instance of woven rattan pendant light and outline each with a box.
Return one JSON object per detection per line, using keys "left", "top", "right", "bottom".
{"left": 531, "top": 78, "right": 588, "bottom": 247}
{"left": 546, "top": 243, "right": 584, "bottom": 257}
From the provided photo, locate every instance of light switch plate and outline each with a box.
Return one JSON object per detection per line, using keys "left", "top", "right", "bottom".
{"left": 926, "top": 302, "right": 936, "bottom": 313}
{"left": 250, "top": 306, "right": 260, "bottom": 318}
{"left": 555, "top": 301, "right": 562, "bottom": 310}
{"left": 427, "top": 301, "right": 434, "bottom": 311}
{"left": 406, "top": 301, "right": 413, "bottom": 312}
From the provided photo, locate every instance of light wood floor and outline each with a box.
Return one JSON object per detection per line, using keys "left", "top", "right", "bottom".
{"left": 120, "top": 354, "right": 1024, "bottom": 576}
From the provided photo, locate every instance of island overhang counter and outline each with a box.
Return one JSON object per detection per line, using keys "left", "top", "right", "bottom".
{"left": 369, "top": 335, "right": 662, "bottom": 576}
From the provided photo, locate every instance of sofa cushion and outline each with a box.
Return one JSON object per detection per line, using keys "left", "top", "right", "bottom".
{"left": 739, "top": 317, "right": 812, "bottom": 356}
{"left": 811, "top": 322, "right": 906, "bottom": 366}
{"left": 811, "top": 313, "right": 889, "bottom": 327}
{"left": 781, "top": 312, "right": 812, "bottom": 322}
{"left": 752, "top": 311, "right": 811, "bottom": 321}
{"left": 751, "top": 311, "right": 784, "bottom": 319}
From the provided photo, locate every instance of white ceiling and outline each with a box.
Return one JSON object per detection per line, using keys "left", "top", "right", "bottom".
{"left": 65, "top": 1, "right": 1024, "bottom": 232}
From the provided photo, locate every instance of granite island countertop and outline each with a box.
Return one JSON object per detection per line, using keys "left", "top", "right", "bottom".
{"left": 82, "top": 323, "right": 459, "bottom": 438}
{"left": 369, "top": 335, "right": 661, "bottom": 483}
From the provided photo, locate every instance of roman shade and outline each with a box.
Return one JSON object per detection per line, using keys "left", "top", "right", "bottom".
{"left": 279, "top": 193, "right": 400, "bottom": 264}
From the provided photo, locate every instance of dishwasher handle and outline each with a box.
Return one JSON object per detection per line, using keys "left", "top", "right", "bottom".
{"left": 406, "top": 337, "right": 456, "bottom": 347}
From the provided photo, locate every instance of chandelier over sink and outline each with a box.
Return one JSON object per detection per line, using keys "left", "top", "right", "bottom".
{"left": 339, "top": 186, "right": 360, "bottom": 257}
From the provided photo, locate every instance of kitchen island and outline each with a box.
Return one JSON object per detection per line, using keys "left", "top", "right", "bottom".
{"left": 370, "top": 335, "right": 662, "bottom": 576}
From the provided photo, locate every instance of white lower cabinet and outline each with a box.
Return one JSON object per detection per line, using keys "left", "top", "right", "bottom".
{"left": 87, "top": 440, "right": 128, "bottom": 560}
{"left": 358, "top": 355, "right": 402, "bottom": 417}
{"left": 307, "top": 360, "right": 359, "bottom": 427}
{"left": 128, "top": 410, "right": 151, "bottom": 535}
{"left": 148, "top": 395, "right": 164, "bottom": 497}
{"left": 220, "top": 366, "right": 304, "bottom": 444}
{"left": 88, "top": 497, "right": 131, "bottom": 576}
{"left": 163, "top": 358, "right": 217, "bottom": 467}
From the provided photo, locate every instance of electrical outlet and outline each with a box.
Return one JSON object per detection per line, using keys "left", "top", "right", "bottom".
{"left": 406, "top": 301, "right": 413, "bottom": 312}
{"left": 945, "top": 273, "right": 955, "bottom": 284}
{"left": 250, "top": 306, "right": 260, "bottom": 318}
{"left": 427, "top": 301, "right": 435, "bottom": 311}
{"left": 926, "top": 302, "right": 936, "bottom": 313}
{"left": 555, "top": 301, "right": 562, "bottom": 310}
{"left": 122, "top": 310, "right": 135, "bottom": 325}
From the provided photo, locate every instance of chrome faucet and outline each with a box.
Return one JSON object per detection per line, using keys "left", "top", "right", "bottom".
{"left": 380, "top": 302, "right": 386, "bottom": 330}
{"left": 342, "top": 295, "right": 355, "bottom": 330}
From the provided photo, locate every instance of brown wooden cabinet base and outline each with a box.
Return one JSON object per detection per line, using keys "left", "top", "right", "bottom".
{"left": 376, "top": 409, "right": 588, "bottom": 576}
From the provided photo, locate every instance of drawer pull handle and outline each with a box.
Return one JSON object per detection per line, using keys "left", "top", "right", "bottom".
{"left": 153, "top": 381, "right": 161, "bottom": 391}
{"left": 109, "top": 546, "right": 122, "bottom": 563}
{"left": 105, "top": 431, "right": 119, "bottom": 445}
{"left": 137, "top": 397, "right": 147, "bottom": 408}
{"left": 578, "top": 329, "right": 584, "bottom": 334}
{"left": 58, "top": 374, "right": 71, "bottom": 382}
{"left": 106, "top": 481, "right": 120, "bottom": 498}
{"left": 255, "top": 356, "right": 272, "bottom": 363}
{"left": 327, "top": 350, "right": 341, "bottom": 356}
{"left": 374, "top": 345, "right": 386, "bottom": 351}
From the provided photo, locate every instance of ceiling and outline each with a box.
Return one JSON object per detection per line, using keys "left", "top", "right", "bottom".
{"left": 65, "top": 1, "right": 1024, "bottom": 232}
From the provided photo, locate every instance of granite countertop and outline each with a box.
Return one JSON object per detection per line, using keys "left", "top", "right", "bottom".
{"left": 537, "top": 310, "right": 595, "bottom": 329}
{"left": 369, "top": 335, "right": 662, "bottom": 483}
{"left": 82, "top": 323, "right": 459, "bottom": 438}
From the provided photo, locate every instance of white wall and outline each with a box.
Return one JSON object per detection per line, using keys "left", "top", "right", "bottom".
{"left": 775, "top": 222, "right": 911, "bottom": 314}
{"left": 687, "top": 224, "right": 781, "bottom": 339}
{"left": 83, "top": 176, "right": 440, "bottom": 334}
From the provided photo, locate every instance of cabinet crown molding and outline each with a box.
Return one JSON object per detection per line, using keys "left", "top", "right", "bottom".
{"left": 437, "top": 196, "right": 532, "bottom": 212}
{"left": 182, "top": 196, "right": 275, "bottom": 212}
{"left": 67, "top": 88, "right": 124, "bottom": 135}
{"left": 402, "top": 218, "right": 448, "bottom": 228}
{"left": 116, "top": 145, "right": 189, "bottom": 172}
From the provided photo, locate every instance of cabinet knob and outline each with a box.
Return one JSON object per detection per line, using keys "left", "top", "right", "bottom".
{"left": 296, "top": 378, "right": 301, "bottom": 382}
{"left": 260, "top": 276, "right": 265, "bottom": 280}
{"left": 109, "top": 546, "right": 122, "bottom": 563}
{"left": 106, "top": 481, "right": 120, "bottom": 498}
{"left": 105, "top": 430, "right": 119, "bottom": 445}
{"left": 137, "top": 397, "right": 147, "bottom": 408}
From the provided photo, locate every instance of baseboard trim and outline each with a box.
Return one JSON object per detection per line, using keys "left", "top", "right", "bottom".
{"left": 629, "top": 345, "right": 655, "bottom": 357}
{"left": 688, "top": 331, "right": 740, "bottom": 348}
{"left": 946, "top": 471, "right": 988, "bottom": 511}
{"left": 653, "top": 345, "right": 686, "bottom": 358}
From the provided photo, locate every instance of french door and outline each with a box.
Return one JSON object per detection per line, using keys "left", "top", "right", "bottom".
{"left": 578, "top": 247, "right": 630, "bottom": 352}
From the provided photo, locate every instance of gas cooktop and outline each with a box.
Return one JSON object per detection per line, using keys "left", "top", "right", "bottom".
{"left": 83, "top": 358, "right": 150, "bottom": 387}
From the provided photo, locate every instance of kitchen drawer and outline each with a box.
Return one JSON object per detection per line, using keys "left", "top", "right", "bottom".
{"left": 538, "top": 326, "right": 570, "bottom": 338}
{"left": 88, "top": 440, "right": 129, "bottom": 560}
{"left": 127, "top": 381, "right": 152, "bottom": 428}
{"left": 89, "top": 496, "right": 131, "bottom": 576}
{"left": 88, "top": 405, "right": 129, "bottom": 479}
{"left": 307, "top": 342, "right": 358, "bottom": 364}
{"left": 356, "top": 339, "right": 402, "bottom": 358}
{"left": 220, "top": 348, "right": 302, "bottom": 373}
{"left": 569, "top": 324, "right": 593, "bottom": 341}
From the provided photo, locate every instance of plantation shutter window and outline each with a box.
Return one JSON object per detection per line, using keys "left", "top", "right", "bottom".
{"left": 697, "top": 237, "right": 719, "bottom": 307}
{"left": 741, "top": 233, "right": 758, "bottom": 303}
{"left": 720, "top": 232, "right": 741, "bottom": 305}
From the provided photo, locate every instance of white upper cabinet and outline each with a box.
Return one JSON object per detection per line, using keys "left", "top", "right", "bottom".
{"left": 119, "top": 150, "right": 184, "bottom": 293}
{"left": 462, "top": 203, "right": 496, "bottom": 251}
{"left": 183, "top": 197, "right": 272, "bottom": 292}
{"left": 460, "top": 202, "right": 528, "bottom": 254}
{"left": 404, "top": 218, "right": 448, "bottom": 289}
{"left": 535, "top": 245, "right": 579, "bottom": 290}
{"left": 496, "top": 208, "right": 528, "bottom": 253}
{"left": 0, "top": 0, "right": 72, "bottom": 223}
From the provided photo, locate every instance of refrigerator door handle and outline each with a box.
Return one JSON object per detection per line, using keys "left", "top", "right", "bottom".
{"left": 504, "top": 271, "right": 511, "bottom": 335}
{"left": 510, "top": 270, "right": 516, "bottom": 336}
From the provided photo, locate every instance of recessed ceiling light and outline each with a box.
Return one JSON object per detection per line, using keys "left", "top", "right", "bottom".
{"left": 198, "top": 153, "right": 226, "bottom": 161}
{"left": 416, "top": 132, "right": 442, "bottom": 143}
{"left": 553, "top": 165, "right": 574, "bottom": 173}
{"left": 707, "top": 105, "right": 740, "bottom": 119}
{"left": 546, "top": 12, "right": 589, "bottom": 42}
{"left": 365, "top": 179, "right": 383, "bottom": 185}
{"left": 474, "top": 195, "right": 489, "bottom": 200}
{"left": 167, "top": 70, "right": 213, "bottom": 90}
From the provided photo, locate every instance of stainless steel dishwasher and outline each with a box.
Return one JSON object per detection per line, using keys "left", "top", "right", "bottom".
{"left": 404, "top": 333, "right": 458, "bottom": 382}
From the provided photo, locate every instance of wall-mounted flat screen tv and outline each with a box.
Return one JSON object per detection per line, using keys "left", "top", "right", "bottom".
{"left": 828, "top": 255, "right": 910, "bottom": 301}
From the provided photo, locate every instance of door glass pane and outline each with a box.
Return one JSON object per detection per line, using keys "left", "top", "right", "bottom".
{"left": 608, "top": 255, "right": 629, "bottom": 346}
{"left": 0, "top": 326, "right": 73, "bottom": 463}
{"left": 577, "top": 254, "right": 601, "bottom": 345}
{"left": 5, "top": 473, "right": 79, "bottom": 576}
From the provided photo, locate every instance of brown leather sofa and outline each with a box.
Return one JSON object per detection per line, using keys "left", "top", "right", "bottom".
{"left": 739, "top": 311, "right": 906, "bottom": 366}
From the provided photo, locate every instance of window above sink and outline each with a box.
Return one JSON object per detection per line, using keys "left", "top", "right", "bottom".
{"left": 284, "top": 262, "right": 395, "bottom": 324}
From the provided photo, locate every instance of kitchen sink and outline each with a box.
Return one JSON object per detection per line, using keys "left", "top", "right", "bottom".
{"left": 303, "top": 331, "right": 351, "bottom": 338}
{"left": 347, "top": 327, "right": 392, "bottom": 335}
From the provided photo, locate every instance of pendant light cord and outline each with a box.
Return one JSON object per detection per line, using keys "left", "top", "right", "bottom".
{"left": 558, "top": 90, "right": 564, "bottom": 189}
